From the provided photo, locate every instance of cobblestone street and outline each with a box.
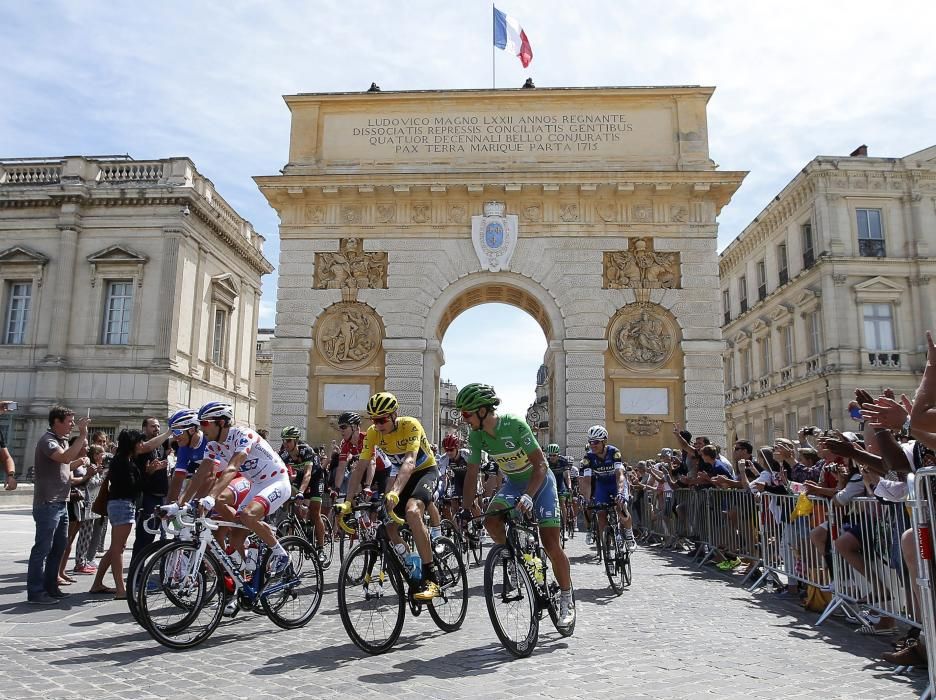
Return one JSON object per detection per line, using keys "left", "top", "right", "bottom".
{"left": 0, "top": 507, "right": 925, "bottom": 699}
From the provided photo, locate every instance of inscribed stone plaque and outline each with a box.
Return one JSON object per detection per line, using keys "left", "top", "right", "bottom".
{"left": 323, "top": 384, "right": 370, "bottom": 412}
{"left": 618, "top": 388, "right": 669, "bottom": 415}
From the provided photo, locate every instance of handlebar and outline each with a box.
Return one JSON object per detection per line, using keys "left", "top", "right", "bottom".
{"left": 384, "top": 492, "right": 406, "bottom": 526}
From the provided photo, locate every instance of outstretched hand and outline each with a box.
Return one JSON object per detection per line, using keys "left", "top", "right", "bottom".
{"left": 910, "top": 331, "right": 936, "bottom": 433}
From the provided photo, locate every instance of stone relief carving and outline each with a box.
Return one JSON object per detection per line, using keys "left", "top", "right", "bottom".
{"left": 313, "top": 237, "right": 388, "bottom": 290}
{"left": 307, "top": 205, "right": 325, "bottom": 224}
{"left": 522, "top": 203, "right": 542, "bottom": 222}
{"left": 315, "top": 302, "right": 382, "bottom": 370}
{"left": 626, "top": 416, "right": 663, "bottom": 436}
{"left": 670, "top": 205, "right": 689, "bottom": 223}
{"left": 559, "top": 203, "right": 579, "bottom": 222}
{"left": 596, "top": 201, "right": 616, "bottom": 223}
{"left": 604, "top": 237, "right": 680, "bottom": 289}
{"left": 609, "top": 306, "right": 676, "bottom": 370}
{"left": 412, "top": 203, "right": 430, "bottom": 223}
{"left": 376, "top": 203, "right": 395, "bottom": 223}
{"left": 448, "top": 204, "right": 466, "bottom": 224}
{"left": 341, "top": 206, "right": 361, "bottom": 225}
{"left": 632, "top": 204, "right": 653, "bottom": 222}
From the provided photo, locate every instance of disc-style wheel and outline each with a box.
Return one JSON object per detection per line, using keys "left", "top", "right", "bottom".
{"left": 427, "top": 536, "right": 468, "bottom": 632}
{"left": 483, "top": 544, "right": 538, "bottom": 658}
{"left": 337, "top": 542, "right": 405, "bottom": 654}
{"left": 260, "top": 536, "right": 324, "bottom": 629}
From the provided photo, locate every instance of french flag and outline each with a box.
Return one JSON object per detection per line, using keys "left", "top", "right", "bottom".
{"left": 493, "top": 6, "right": 533, "bottom": 68}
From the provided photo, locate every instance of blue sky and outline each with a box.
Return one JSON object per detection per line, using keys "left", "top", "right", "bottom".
{"left": 2, "top": 0, "right": 934, "bottom": 417}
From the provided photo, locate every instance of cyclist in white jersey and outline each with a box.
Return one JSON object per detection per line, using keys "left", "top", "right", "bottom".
{"left": 196, "top": 402, "right": 292, "bottom": 572}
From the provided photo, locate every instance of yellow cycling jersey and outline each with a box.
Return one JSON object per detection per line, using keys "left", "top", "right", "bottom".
{"left": 360, "top": 416, "right": 437, "bottom": 472}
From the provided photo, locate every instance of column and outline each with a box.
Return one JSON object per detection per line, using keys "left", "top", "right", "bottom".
{"left": 233, "top": 282, "right": 247, "bottom": 391}
{"left": 248, "top": 287, "right": 261, "bottom": 398}
{"left": 270, "top": 337, "right": 313, "bottom": 440}
{"left": 44, "top": 223, "right": 79, "bottom": 363}
{"left": 548, "top": 340, "right": 567, "bottom": 451}
{"left": 421, "top": 339, "right": 444, "bottom": 442}
{"left": 155, "top": 228, "right": 182, "bottom": 363}
{"left": 385, "top": 337, "right": 427, "bottom": 424}
{"left": 563, "top": 339, "right": 606, "bottom": 451}
{"left": 682, "top": 340, "right": 727, "bottom": 448}
{"left": 188, "top": 245, "right": 207, "bottom": 377}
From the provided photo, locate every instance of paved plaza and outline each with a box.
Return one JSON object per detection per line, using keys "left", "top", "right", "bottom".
{"left": 0, "top": 506, "right": 925, "bottom": 700}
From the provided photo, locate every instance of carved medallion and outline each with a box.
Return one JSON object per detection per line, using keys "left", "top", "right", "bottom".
{"left": 670, "top": 205, "right": 689, "bottom": 223}
{"left": 632, "top": 204, "right": 653, "bottom": 222}
{"left": 626, "top": 416, "right": 663, "bottom": 436}
{"left": 449, "top": 204, "right": 467, "bottom": 224}
{"left": 604, "top": 237, "right": 680, "bottom": 290}
{"left": 559, "top": 203, "right": 579, "bottom": 222}
{"left": 315, "top": 302, "right": 382, "bottom": 370}
{"left": 341, "top": 206, "right": 361, "bottom": 225}
{"left": 313, "top": 238, "right": 388, "bottom": 291}
{"left": 522, "top": 203, "right": 542, "bottom": 222}
{"left": 596, "top": 201, "right": 617, "bottom": 223}
{"left": 412, "top": 203, "right": 430, "bottom": 223}
{"left": 307, "top": 205, "right": 325, "bottom": 224}
{"left": 376, "top": 203, "right": 396, "bottom": 223}
{"left": 609, "top": 305, "right": 676, "bottom": 370}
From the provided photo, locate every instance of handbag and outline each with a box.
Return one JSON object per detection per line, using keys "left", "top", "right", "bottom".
{"left": 91, "top": 477, "right": 109, "bottom": 517}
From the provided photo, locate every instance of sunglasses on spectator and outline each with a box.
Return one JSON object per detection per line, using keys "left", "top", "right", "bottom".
{"left": 372, "top": 416, "right": 391, "bottom": 425}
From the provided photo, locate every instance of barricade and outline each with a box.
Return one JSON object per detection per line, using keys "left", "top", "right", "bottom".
{"left": 818, "top": 496, "right": 916, "bottom": 631}
{"left": 906, "top": 469, "right": 936, "bottom": 697}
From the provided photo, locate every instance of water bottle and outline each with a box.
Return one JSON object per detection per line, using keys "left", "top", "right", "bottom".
{"left": 405, "top": 553, "right": 422, "bottom": 581}
{"left": 532, "top": 556, "right": 544, "bottom": 585}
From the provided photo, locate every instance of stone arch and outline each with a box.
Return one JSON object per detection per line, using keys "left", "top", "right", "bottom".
{"left": 421, "top": 271, "right": 567, "bottom": 448}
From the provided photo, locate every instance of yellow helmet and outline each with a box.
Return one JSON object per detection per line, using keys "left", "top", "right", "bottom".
{"left": 366, "top": 391, "right": 398, "bottom": 418}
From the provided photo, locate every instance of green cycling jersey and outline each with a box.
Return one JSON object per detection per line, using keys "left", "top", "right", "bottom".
{"left": 467, "top": 414, "right": 541, "bottom": 481}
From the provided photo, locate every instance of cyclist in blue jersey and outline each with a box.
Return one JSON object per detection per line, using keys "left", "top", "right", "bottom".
{"left": 164, "top": 409, "right": 212, "bottom": 505}
{"left": 581, "top": 425, "right": 636, "bottom": 552}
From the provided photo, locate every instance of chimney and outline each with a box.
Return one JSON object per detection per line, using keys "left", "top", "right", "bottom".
{"left": 850, "top": 144, "right": 868, "bottom": 157}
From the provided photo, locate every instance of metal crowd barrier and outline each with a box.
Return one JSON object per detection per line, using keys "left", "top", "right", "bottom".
{"left": 907, "top": 469, "right": 936, "bottom": 698}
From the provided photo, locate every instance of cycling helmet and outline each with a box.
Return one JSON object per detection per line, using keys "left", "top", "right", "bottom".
{"left": 337, "top": 411, "right": 361, "bottom": 426}
{"left": 442, "top": 433, "right": 461, "bottom": 451}
{"left": 545, "top": 443, "right": 561, "bottom": 455}
{"left": 587, "top": 425, "right": 609, "bottom": 442}
{"left": 198, "top": 401, "right": 234, "bottom": 422}
{"left": 366, "top": 391, "right": 398, "bottom": 417}
{"left": 280, "top": 426, "right": 302, "bottom": 440}
{"left": 455, "top": 383, "right": 500, "bottom": 412}
{"left": 168, "top": 409, "right": 199, "bottom": 432}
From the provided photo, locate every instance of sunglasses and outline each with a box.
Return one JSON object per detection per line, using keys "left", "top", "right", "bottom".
{"left": 372, "top": 416, "right": 391, "bottom": 425}
{"left": 338, "top": 424, "right": 350, "bottom": 430}
{"left": 460, "top": 411, "right": 476, "bottom": 420}
{"left": 588, "top": 439, "right": 603, "bottom": 445}
{"left": 171, "top": 428, "right": 187, "bottom": 437}
{"left": 199, "top": 420, "right": 215, "bottom": 428}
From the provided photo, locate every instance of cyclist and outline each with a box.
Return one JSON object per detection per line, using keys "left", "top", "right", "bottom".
{"left": 196, "top": 402, "right": 292, "bottom": 573}
{"left": 545, "top": 444, "right": 573, "bottom": 535}
{"left": 166, "top": 409, "right": 209, "bottom": 504}
{"left": 440, "top": 434, "right": 478, "bottom": 525}
{"left": 581, "top": 425, "right": 636, "bottom": 553}
{"left": 456, "top": 383, "right": 575, "bottom": 631}
{"left": 568, "top": 459, "right": 581, "bottom": 534}
{"left": 360, "top": 392, "right": 441, "bottom": 601}
{"left": 278, "top": 426, "right": 326, "bottom": 555}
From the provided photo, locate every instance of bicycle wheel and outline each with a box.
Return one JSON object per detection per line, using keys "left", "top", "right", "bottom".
{"left": 138, "top": 541, "right": 225, "bottom": 650}
{"left": 483, "top": 544, "right": 538, "bottom": 658}
{"left": 469, "top": 523, "right": 484, "bottom": 567}
{"left": 276, "top": 516, "right": 303, "bottom": 539}
{"left": 260, "top": 535, "right": 324, "bottom": 629}
{"left": 621, "top": 551, "right": 632, "bottom": 587}
{"left": 593, "top": 521, "right": 603, "bottom": 563}
{"left": 427, "top": 536, "right": 468, "bottom": 632}
{"left": 337, "top": 541, "right": 405, "bottom": 654}
{"left": 603, "top": 527, "right": 624, "bottom": 595}
{"left": 127, "top": 537, "right": 172, "bottom": 626}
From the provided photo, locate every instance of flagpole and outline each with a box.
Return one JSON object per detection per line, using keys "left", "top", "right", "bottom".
{"left": 491, "top": 3, "right": 496, "bottom": 89}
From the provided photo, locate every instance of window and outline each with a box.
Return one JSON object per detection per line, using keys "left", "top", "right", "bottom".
{"left": 777, "top": 243, "right": 789, "bottom": 286}
{"left": 4, "top": 281, "right": 31, "bottom": 344}
{"left": 738, "top": 276, "right": 748, "bottom": 314}
{"left": 725, "top": 353, "right": 734, "bottom": 387}
{"left": 102, "top": 281, "right": 133, "bottom": 345}
{"left": 856, "top": 208, "right": 885, "bottom": 257}
{"left": 212, "top": 308, "right": 227, "bottom": 366}
{"left": 722, "top": 289, "right": 731, "bottom": 325}
{"left": 781, "top": 325, "right": 794, "bottom": 367}
{"left": 806, "top": 310, "right": 822, "bottom": 357}
{"left": 785, "top": 412, "right": 798, "bottom": 440}
{"left": 740, "top": 347, "right": 751, "bottom": 384}
{"left": 764, "top": 417, "right": 775, "bottom": 443}
{"left": 863, "top": 303, "right": 895, "bottom": 350}
{"left": 760, "top": 336, "right": 772, "bottom": 375}
{"left": 801, "top": 223, "right": 815, "bottom": 269}
{"left": 756, "top": 260, "right": 767, "bottom": 301}
{"left": 811, "top": 405, "right": 826, "bottom": 430}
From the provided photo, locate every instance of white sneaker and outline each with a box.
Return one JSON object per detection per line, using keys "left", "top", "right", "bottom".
{"left": 223, "top": 599, "right": 239, "bottom": 617}
{"left": 558, "top": 597, "right": 575, "bottom": 629}
{"left": 269, "top": 552, "right": 291, "bottom": 576}
{"left": 625, "top": 536, "right": 637, "bottom": 553}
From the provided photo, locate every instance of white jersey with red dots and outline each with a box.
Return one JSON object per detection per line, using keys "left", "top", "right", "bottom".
{"left": 208, "top": 426, "right": 290, "bottom": 515}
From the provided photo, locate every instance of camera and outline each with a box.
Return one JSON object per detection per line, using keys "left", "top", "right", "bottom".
{"left": 802, "top": 427, "right": 816, "bottom": 436}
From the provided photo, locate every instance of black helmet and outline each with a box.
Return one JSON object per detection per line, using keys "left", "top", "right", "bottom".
{"left": 338, "top": 411, "right": 361, "bottom": 426}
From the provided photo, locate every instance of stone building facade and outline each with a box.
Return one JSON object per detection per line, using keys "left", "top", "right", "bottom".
{"left": 720, "top": 145, "right": 936, "bottom": 447}
{"left": 257, "top": 87, "right": 744, "bottom": 461}
{"left": 0, "top": 156, "right": 272, "bottom": 471}
{"left": 254, "top": 327, "right": 275, "bottom": 436}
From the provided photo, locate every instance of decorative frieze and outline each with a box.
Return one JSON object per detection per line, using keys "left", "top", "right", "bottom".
{"left": 313, "top": 237, "right": 388, "bottom": 291}
{"left": 604, "top": 237, "right": 680, "bottom": 290}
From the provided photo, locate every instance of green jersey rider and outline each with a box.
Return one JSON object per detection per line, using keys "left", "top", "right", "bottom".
{"left": 456, "top": 383, "right": 575, "bottom": 631}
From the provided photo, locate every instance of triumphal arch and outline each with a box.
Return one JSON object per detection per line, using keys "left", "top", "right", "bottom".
{"left": 256, "top": 86, "right": 745, "bottom": 459}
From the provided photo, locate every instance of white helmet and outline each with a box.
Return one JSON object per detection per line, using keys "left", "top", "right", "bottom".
{"left": 198, "top": 401, "right": 234, "bottom": 422}
{"left": 587, "top": 425, "right": 609, "bottom": 442}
